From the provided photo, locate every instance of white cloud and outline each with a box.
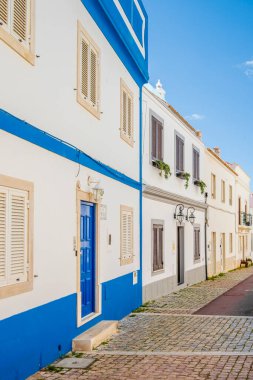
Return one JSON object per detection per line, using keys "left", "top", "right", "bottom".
{"left": 245, "top": 60, "right": 253, "bottom": 67}
{"left": 240, "top": 59, "right": 253, "bottom": 78}
{"left": 185, "top": 113, "right": 205, "bottom": 121}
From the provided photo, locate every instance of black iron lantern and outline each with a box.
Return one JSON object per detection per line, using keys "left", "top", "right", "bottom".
{"left": 174, "top": 204, "right": 185, "bottom": 225}
{"left": 186, "top": 207, "right": 196, "bottom": 225}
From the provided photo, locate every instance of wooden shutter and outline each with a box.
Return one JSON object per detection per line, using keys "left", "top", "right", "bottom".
{"left": 90, "top": 47, "right": 97, "bottom": 106}
{"left": 81, "top": 38, "right": 89, "bottom": 99}
{"left": 12, "top": 0, "right": 28, "bottom": 43}
{"left": 122, "top": 90, "right": 127, "bottom": 135}
{"left": 127, "top": 95, "right": 132, "bottom": 140}
{"left": 0, "top": 189, "right": 7, "bottom": 285}
{"left": 8, "top": 189, "right": 28, "bottom": 284}
{"left": 193, "top": 149, "right": 199, "bottom": 180}
{"left": 0, "top": 0, "right": 9, "bottom": 27}
{"left": 151, "top": 116, "right": 157, "bottom": 160}
{"left": 158, "top": 226, "right": 163, "bottom": 269}
{"left": 153, "top": 225, "right": 158, "bottom": 271}
{"left": 194, "top": 228, "right": 200, "bottom": 261}
{"left": 153, "top": 224, "right": 163, "bottom": 271}
{"left": 121, "top": 207, "right": 133, "bottom": 265}
{"left": 157, "top": 122, "right": 163, "bottom": 161}
{"left": 121, "top": 82, "right": 133, "bottom": 145}
{"left": 176, "top": 136, "right": 184, "bottom": 172}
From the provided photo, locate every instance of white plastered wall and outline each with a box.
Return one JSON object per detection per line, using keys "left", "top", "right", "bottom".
{"left": 0, "top": 130, "right": 140, "bottom": 320}
{"left": 0, "top": 0, "right": 140, "bottom": 182}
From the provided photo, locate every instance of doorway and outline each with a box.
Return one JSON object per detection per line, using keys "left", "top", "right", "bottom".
{"left": 177, "top": 226, "right": 184, "bottom": 285}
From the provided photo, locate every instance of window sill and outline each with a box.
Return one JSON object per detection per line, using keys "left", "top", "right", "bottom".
{"left": 0, "top": 281, "right": 33, "bottom": 299}
{"left": 176, "top": 171, "right": 185, "bottom": 179}
{"left": 152, "top": 268, "right": 165, "bottom": 276}
{"left": 0, "top": 27, "right": 35, "bottom": 65}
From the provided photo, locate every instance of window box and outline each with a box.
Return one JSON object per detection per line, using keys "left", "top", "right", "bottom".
{"left": 152, "top": 160, "right": 171, "bottom": 179}
{"left": 176, "top": 171, "right": 191, "bottom": 189}
{"left": 194, "top": 179, "right": 207, "bottom": 194}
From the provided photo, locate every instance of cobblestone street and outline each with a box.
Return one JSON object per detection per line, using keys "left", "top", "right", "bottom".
{"left": 29, "top": 267, "right": 253, "bottom": 380}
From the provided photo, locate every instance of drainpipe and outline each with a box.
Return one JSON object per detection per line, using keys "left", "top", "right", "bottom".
{"left": 204, "top": 192, "right": 208, "bottom": 280}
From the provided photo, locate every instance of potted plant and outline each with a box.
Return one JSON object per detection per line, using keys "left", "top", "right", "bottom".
{"left": 194, "top": 179, "right": 207, "bottom": 194}
{"left": 153, "top": 160, "right": 171, "bottom": 179}
{"left": 176, "top": 172, "right": 191, "bottom": 189}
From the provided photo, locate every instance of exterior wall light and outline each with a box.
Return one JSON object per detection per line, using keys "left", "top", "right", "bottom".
{"left": 87, "top": 176, "right": 104, "bottom": 202}
{"left": 174, "top": 204, "right": 185, "bottom": 225}
{"left": 186, "top": 207, "right": 196, "bottom": 225}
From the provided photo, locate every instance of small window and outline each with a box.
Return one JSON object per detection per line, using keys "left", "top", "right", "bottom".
{"left": 229, "top": 185, "right": 233, "bottom": 206}
{"left": 120, "top": 79, "right": 134, "bottom": 146}
{"left": 229, "top": 233, "right": 233, "bottom": 254}
{"left": 152, "top": 223, "right": 163, "bottom": 271}
{"left": 77, "top": 21, "right": 100, "bottom": 119}
{"left": 221, "top": 180, "right": 225, "bottom": 203}
{"left": 0, "top": 0, "right": 34, "bottom": 64}
{"left": 120, "top": 206, "right": 133, "bottom": 265}
{"left": 193, "top": 148, "right": 200, "bottom": 180}
{"left": 151, "top": 115, "right": 163, "bottom": 161}
{"left": 194, "top": 227, "right": 200, "bottom": 262}
{"left": 0, "top": 175, "right": 33, "bottom": 299}
{"left": 176, "top": 135, "right": 184, "bottom": 172}
{"left": 211, "top": 174, "right": 216, "bottom": 199}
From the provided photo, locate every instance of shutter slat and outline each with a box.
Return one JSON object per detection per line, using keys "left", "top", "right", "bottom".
{"left": 121, "top": 208, "right": 133, "bottom": 264}
{"left": 13, "top": 0, "right": 27, "bottom": 42}
{"left": 81, "top": 38, "right": 89, "bottom": 99}
{"left": 90, "top": 48, "right": 97, "bottom": 106}
{"left": 0, "top": 0, "right": 8, "bottom": 26}
{"left": 8, "top": 190, "right": 27, "bottom": 284}
{"left": 0, "top": 190, "right": 7, "bottom": 284}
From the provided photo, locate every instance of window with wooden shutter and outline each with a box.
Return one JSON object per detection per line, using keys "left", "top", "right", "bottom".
{"left": 0, "top": 175, "right": 33, "bottom": 299}
{"left": 221, "top": 180, "right": 226, "bottom": 203}
{"left": 211, "top": 173, "right": 216, "bottom": 199}
{"left": 77, "top": 21, "right": 100, "bottom": 119}
{"left": 151, "top": 115, "right": 163, "bottom": 161}
{"left": 229, "top": 233, "right": 233, "bottom": 254}
{"left": 229, "top": 185, "right": 233, "bottom": 206}
{"left": 152, "top": 223, "right": 164, "bottom": 272}
{"left": 120, "top": 206, "right": 134, "bottom": 265}
{"left": 194, "top": 227, "right": 200, "bottom": 262}
{"left": 176, "top": 135, "right": 184, "bottom": 172}
{"left": 0, "top": 0, "right": 34, "bottom": 64}
{"left": 120, "top": 79, "right": 134, "bottom": 146}
{"left": 193, "top": 148, "right": 200, "bottom": 180}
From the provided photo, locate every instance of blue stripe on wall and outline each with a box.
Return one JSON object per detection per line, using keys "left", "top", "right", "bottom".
{"left": 0, "top": 109, "right": 141, "bottom": 191}
{"left": 0, "top": 271, "right": 141, "bottom": 380}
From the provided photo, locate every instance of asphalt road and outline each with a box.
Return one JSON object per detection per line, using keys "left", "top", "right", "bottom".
{"left": 195, "top": 274, "right": 253, "bottom": 316}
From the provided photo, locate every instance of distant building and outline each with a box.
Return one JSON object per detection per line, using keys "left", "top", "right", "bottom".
{"left": 142, "top": 82, "right": 207, "bottom": 302}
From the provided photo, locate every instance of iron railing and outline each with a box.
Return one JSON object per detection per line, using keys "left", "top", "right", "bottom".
{"left": 240, "top": 212, "right": 253, "bottom": 226}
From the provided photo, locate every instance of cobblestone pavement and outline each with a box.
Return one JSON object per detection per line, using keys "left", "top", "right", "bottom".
{"left": 30, "top": 267, "right": 253, "bottom": 380}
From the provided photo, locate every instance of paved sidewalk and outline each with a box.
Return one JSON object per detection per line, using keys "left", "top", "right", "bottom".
{"left": 30, "top": 267, "right": 253, "bottom": 380}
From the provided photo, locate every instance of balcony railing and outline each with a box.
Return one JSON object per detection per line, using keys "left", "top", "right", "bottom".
{"left": 239, "top": 212, "right": 253, "bottom": 227}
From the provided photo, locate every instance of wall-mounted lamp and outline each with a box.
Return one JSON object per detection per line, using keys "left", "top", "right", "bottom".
{"left": 186, "top": 207, "right": 196, "bottom": 225}
{"left": 174, "top": 204, "right": 185, "bottom": 225}
{"left": 87, "top": 176, "right": 104, "bottom": 203}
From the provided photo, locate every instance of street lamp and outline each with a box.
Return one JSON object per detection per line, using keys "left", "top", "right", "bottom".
{"left": 174, "top": 204, "right": 185, "bottom": 225}
{"left": 186, "top": 207, "right": 196, "bottom": 225}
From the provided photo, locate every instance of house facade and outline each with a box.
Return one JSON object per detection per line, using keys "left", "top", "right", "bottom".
{"left": 0, "top": 1, "right": 148, "bottom": 379}
{"left": 230, "top": 164, "right": 252, "bottom": 265}
{"left": 205, "top": 148, "right": 237, "bottom": 276}
{"left": 142, "top": 83, "right": 207, "bottom": 302}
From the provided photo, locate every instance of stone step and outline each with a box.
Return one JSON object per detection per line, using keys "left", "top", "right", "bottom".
{"left": 72, "top": 320, "right": 118, "bottom": 352}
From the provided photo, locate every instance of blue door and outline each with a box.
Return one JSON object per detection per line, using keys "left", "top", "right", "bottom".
{"left": 80, "top": 201, "right": 95, "bottom": 318}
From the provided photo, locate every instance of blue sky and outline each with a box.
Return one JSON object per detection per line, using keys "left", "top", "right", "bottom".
{"left": 143, "top": 0, "right": 253, "bottom": 180}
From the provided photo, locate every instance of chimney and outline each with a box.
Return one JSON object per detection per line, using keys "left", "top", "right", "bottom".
{"left": 156, "top": 79, "right": 166, "bottom": 100}
{"left": 196, "top": 130, "right": 202, "bottom": 140}
{"left": 213, "top": 147, "right": 221, "bottom": 157}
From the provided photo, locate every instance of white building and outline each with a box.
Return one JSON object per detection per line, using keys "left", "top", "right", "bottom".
{"left": 0, "top": 1, "right": 148, "bottom": 379}
{"left": 205, "top": 148, "right": 237, "bottom": 275}
{"left": 142, "top": 83, "right": 207, "bottom": 302}
{"left": 230, "top": 164, "right": 252, "bottom": 265}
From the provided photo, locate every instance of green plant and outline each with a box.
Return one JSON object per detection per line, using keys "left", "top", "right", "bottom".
{"left": 154, "top": 160, "right": 171, "bottom": 179}
{"left": 198, "top": 180, "right": 207, "bottom": 194}
{"left": 183, "top": 172, "right": 191, "bottom": 189}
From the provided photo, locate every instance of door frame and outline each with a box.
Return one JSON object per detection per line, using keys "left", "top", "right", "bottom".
{"left": 76, "top": 182, "right": 101, "bottom": 327}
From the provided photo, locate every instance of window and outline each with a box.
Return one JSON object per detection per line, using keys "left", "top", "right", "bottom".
{"left": 176, "top": 134, "right": 184, "bottom": 172}
{"left": 120, "top": 206, "right": 133, "bottom": 265}
{"left": 152, "top": 222, "right": 163, "bottom": 271}
{"left": 0, "top": 175, "right": 33, "bottom": 298}
{"left": 151, "top": 115, "right": 163, "bottom": 161}
{"left": 77, "top": 21, "right": 100, "bottom": 119}
{"left": 229, "top": 233, "right": 233, "bottom": 254}
{"left": 193, "top": 148, "right": 200, "bottom": 181}
{"left": 0, "top": 0, "right": 34, "bottom": 64}
{"left": 120, "top": 79, "right": 134, "bottom": 146}
{"left": 229, "top": 185, "right": 233, "bottom": 206}
{"left": 194, "top": 227, "right": 200, "bottom": 262}
{"left": 211, "top": 174, "right": 216, "bottom": 199}
{"left": 221, "top": 180, "right": 225, "bottom": 203}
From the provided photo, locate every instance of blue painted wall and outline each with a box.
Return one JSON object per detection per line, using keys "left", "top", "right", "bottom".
{"left": 0, "top": 272, "right": 141, "bottom": 380}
